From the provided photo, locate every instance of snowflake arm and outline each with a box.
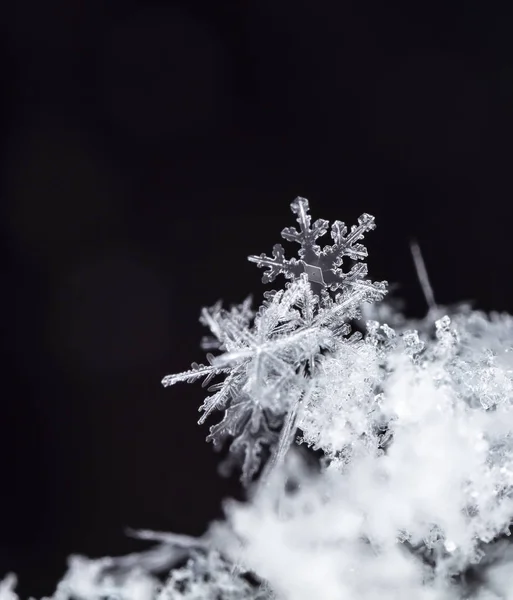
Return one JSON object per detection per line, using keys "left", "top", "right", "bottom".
{"left": 206, "top": 399, "right": 277, "bottom": 486}
{"left": 161, "top": 355, "right": 230, "bottom": 389}
{"left": 281, "top": 197, "right": 330, "bottom": 258}
{"left": 247, "top": 243, "right": 304, "bottom": 284}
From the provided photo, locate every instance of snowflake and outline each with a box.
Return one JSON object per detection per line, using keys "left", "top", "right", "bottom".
{"left": 248, "top": 197, "right": 386, "bottom": 299}
{"left": 162, "top": 277, "right": 328, "bottom": 485}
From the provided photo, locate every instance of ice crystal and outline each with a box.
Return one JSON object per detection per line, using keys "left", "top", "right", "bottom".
{"left": 248, "top": 196, "right": 386, "bottom": 300}
{"left": 162, "top": 276, "right": 330, "bottom": 485}
{"left": 162, "top": 198, "right": 386, "bottom": 486}
{"left": 7, "top": 196, "right": 513, "bottom": 600}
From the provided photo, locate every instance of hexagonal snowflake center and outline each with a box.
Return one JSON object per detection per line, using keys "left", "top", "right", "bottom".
{"left": 301, "top": 261, "right": 326, "bottom": 286}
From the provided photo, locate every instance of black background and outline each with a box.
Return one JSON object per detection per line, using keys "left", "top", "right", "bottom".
{"left": 2, "top": 1, "right": 513, "bottom": 596}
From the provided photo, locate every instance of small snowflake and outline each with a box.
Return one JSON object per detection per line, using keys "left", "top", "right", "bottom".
{"left": 248, "top": 197, "right": 385, "bottom": 298}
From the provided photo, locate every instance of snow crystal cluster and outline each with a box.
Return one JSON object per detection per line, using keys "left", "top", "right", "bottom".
{"left": 5, "top": 198, "right": 513, "bottom": 599}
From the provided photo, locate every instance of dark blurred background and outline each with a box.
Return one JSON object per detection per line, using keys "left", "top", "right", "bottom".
{"left": 2, "top": 0, "right": 513, "bottom": 595}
